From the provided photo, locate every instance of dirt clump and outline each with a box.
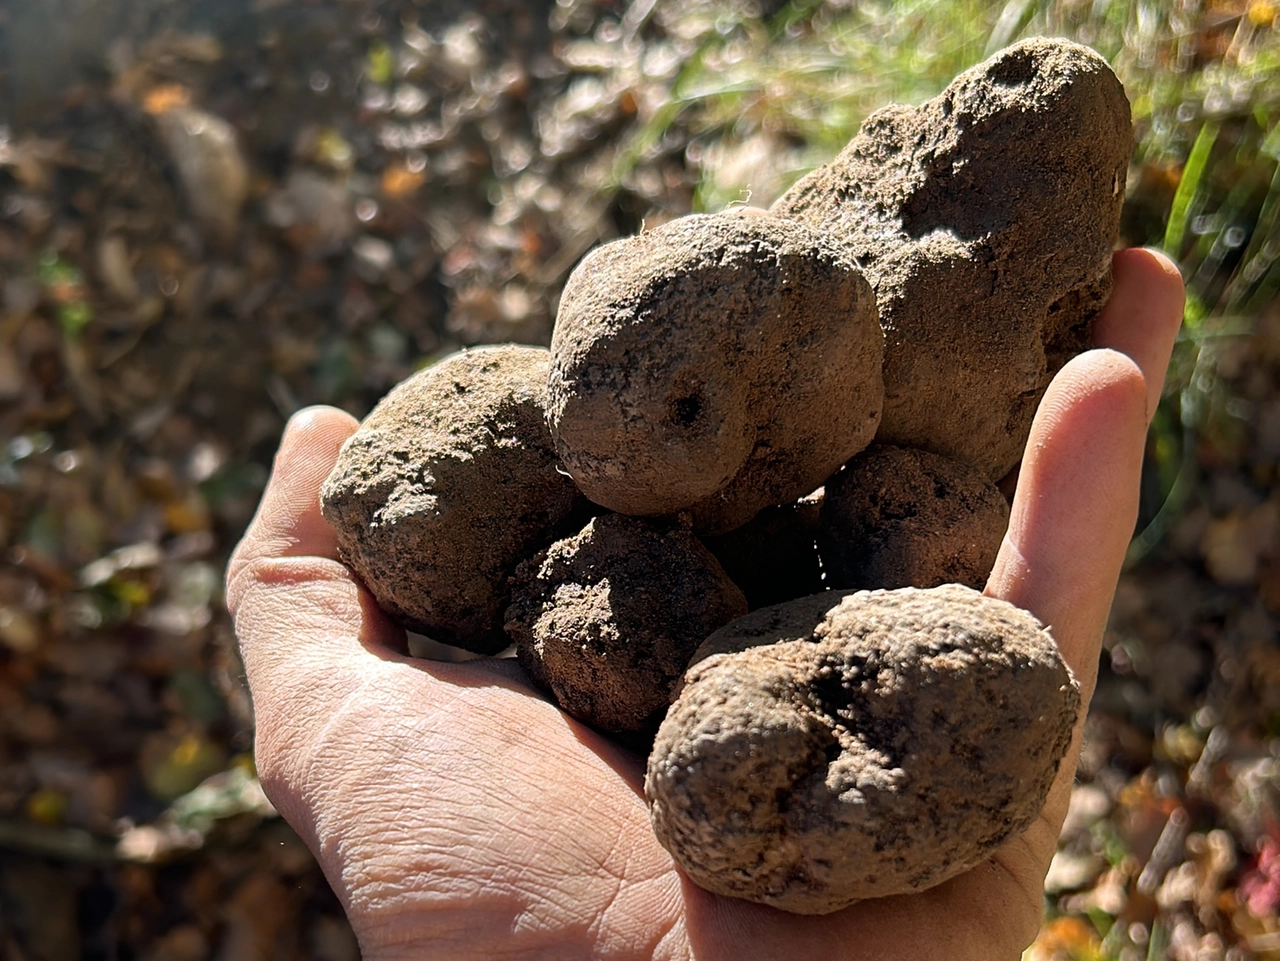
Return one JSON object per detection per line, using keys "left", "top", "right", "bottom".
{"left": 320, "top": 345, "right": 587, "bottom": 654}
{"left": 505, "top": 513, "right": 748, "bottom": 735}
{"left": 645, "top": 585, "right": 1080, "bottom": 914}
{"left": 772, "top": 37, "right": 1131, "bottom": 480}
{"left": 547, "top": 209, "right": 883, "bottom": 535}
{"left": 818, "top": 446, "right": 1009, "bottom": 591}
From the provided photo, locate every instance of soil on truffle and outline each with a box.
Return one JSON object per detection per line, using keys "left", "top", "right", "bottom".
{"left": 772, "top": 37, "right": 1131, "bottom": 480}
{"left": 506, "top": 513, "right": 748, "bottom": 736}
{"left": 646, "top": 585, "right": 1080, "bottom": 914}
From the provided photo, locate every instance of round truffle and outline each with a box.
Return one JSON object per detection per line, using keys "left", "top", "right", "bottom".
{"left": 506, "top": 514, "right": 748, "bottom": 735}
{"left": 772, "top": 38, "right": 1131, "bottom": 479}
{"left": 818, "top": 445, "right": 1009, "bottom": 591}
{"left": 320, "top": 345, "right": 588, "bottom": 654}
{"left": 548, "top": 210, "right": 883, "bottom": 534}
{"left": 646, "top": 585, "right": 1080, "bottom": 914}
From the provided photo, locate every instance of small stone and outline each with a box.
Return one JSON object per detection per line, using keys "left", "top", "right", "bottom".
{"left": 352, "top": 235, "right": 395, "bottom": 282}
{"left": 702, "top": 490, "right": 824, "bottom": 609}
{"left": 0, "top": 344, "right": 25, "bottom": 402}
{"left": 155, "top": 106, "right": 249, "bottom": 247}
{"left": 96, "top": 235, "right": 139, "bottom": 305}
{"left": 267, "top": 169, "right": 356, "bottom": 255}
{"left": 0, "top": 607, "right": 41, "bottom": 654}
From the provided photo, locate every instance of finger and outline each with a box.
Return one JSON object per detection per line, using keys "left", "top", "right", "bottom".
{"left": 986, "top": 348, "right": 1147, "bottom": 689}
{"left": 225, "top": 403, "right": 408, "bottom": 661}
{"left": 1091, "top": 247, "right": 1185, "bottom": 423}
{"left": 223, "top": 408, "right": 414, "bottom": 822}
{"left": 226, "top": 406, "right": 358, "bottom": 599}
{"left": 979, "top": 348, "right": 1149, "bottom": 904}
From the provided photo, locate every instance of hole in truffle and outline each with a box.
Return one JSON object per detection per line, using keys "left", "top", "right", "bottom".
{"left": 669, "top": 392, "right": 704, "bottom": 428}
{"left": 811, "top": 664, "right": 857, "bottom": 722}
{"left": 988, "top": 50, "right": 1038, "bottom": 86}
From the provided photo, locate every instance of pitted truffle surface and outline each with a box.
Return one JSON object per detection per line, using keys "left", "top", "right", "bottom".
{"left": 818, "top": 446, "right": 1009, "bottom": 591}
{"left": 548, "top": 210, "right": 883, "bottom": 534}
{"left": 646, "top": 585, "right": 1080, "bottom": 914}
{"left": 773, "top": 37, "right": 1131, "bottom": 479}
{"left": 506, "top": 513, "right": 748, "bottom": 735}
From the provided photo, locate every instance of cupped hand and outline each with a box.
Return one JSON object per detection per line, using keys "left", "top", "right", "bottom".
{"left": 226, "top": 248, "right": 1183, "bottom": 961}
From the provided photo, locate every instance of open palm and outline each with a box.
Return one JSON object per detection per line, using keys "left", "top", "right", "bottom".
{"left": 226, "top": 248, "right": 1183, "bottom": 961}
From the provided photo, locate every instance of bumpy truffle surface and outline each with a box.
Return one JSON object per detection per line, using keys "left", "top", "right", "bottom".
{"left": 646, "top": 585, "right": 1080, "bottom": 914}
{"left": 818, "top": 446, "right": 1009, "bottom": 591}
{"left": 772, "top": 38, "right": 1131, "bottom": 479}
{"left": 548, "top": 210, "right": 883, "bottom": 534}
{"left": 506, "top": 514, "right": 748, "bottom": 735}
{"left": 321, "top": 345, "right": 587, "bottom": 654}
{"left": 702, "top": 489, "right": 825, "bottom": 610}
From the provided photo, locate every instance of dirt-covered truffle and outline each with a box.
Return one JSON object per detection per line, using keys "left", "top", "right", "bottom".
{"left": 548, "top": 210, "right": 883, "bottom": 535}
{"left": 646, "top": 585, "right": 1080, "bottom": 914}
{"left": 818, "top": 446, "right": 1009, "bottom": 591}
{"left": 702, "top": 489, "right": 825, "bottom": 609}
{"left": 772, "top": 37, "right": 1131, "bottom": 480}
{"left": 506, "top": 513, "right": 748, "bottom": 735}
{"left": 321, "top": 345, "right": 588, "bottom": 654}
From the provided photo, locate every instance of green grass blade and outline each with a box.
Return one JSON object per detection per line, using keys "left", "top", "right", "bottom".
{"left": 1163, "top": 120, "right": 1220, "bottom": 257}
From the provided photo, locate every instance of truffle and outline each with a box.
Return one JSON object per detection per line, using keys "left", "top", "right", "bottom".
{"left": 818, "top": 445, "right": 1009, "bottom": 591}
{"left": 646, "top": 585, "right": 1080, "bottom": 914}
{"left": 321, "top": 345, "right": 588, "bottom": 654}
{"left": 548, "top": 210, "right": 883, "bottom": 534}
{"left": 506, "top": 514, "right": 748, "bottom": 735}
{"left": 772, "top": 37, "right": 1131, "bottom": 479}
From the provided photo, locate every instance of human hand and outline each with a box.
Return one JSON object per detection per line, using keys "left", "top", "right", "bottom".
{"left": 225, "top": 247, "right": 1183, "bottom": 961}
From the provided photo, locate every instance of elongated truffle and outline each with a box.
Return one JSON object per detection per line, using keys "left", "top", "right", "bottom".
{"left": 773, "top": 37, "right": 1131, "bottom": 479}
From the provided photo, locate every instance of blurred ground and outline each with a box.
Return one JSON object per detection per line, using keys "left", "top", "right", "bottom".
{"left": 0, "top": 1, "right": 1276, "bottom": 959}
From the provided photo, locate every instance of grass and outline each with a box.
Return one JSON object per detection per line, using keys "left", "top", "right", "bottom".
{"left": 613, "top": 0, "right": 1280, "bottom": 560}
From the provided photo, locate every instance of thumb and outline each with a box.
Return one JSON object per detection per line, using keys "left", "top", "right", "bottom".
{"left": 225, "top": 407, "right": 405, "bottom": 808}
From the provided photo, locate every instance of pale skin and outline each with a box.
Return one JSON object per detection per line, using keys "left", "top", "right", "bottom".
{"left": 226, "top": 248, "right": 1184, "bottom": 961}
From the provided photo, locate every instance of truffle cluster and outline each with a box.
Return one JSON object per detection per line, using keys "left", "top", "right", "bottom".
{"left": 321, "top": 37, "right": 1127, "bottom": 914}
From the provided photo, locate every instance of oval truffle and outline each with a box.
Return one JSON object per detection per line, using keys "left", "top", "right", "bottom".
{"left": 548, "top": 210, "right": 883, "bottom": 534}
{"left": 320, "top": 345, "right": 588, "bottom": 654}
{"left": 506, "top": 514, "right": 748, "bottom": 735}
{"left": 818, "top": 445, "right": 1009, "bottom": 591}
{"left": 646, "top": 585, "right": 1080, "bottom": 914}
